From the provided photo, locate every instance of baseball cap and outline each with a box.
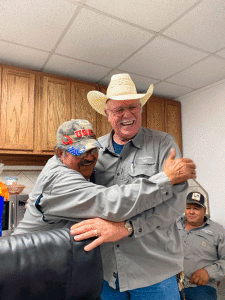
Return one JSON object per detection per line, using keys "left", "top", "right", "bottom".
{"left": 56, "top": 119, "right": 101, "bottom": 156}
{"left": 186, "top": 192, "right": 205, "bottom": 208}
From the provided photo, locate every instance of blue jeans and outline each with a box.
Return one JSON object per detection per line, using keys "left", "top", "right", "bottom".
{"left": 184, "top": 286, "right": 217, "bottom": 300}
{"left": 101, "top": 276, "right": 181, "bottom": 300}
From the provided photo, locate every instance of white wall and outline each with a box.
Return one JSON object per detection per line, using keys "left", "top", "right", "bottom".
{"left": 178, "top": 79, "right": 225, "bottom": 226}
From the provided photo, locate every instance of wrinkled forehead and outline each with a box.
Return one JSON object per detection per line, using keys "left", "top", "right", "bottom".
{"left": 186, "top": 203, "right": 204, "bottom": 209}
{"left": 106, "top": 98, "right": 140, "bottom": 108}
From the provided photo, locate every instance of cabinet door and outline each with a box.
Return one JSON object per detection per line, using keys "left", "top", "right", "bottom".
{"left": 96, "top": 86, "right": 112, "bottom": 138}
{"left": 71, "top": 82, "right": 97, "bottom": 133}
{"left": 0, "top": 67, "right": 35, "bottom": 151}
{"left": 164, "top": 100, "right": 182, "bottom": 153}
{"left": 146, "top": 96, "right": 165, "bottom": 132}
{"left": 37, "top": 76, "right": 71, "bottom": 152}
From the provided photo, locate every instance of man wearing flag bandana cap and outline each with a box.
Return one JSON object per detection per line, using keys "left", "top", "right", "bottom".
{"left": 14, "top": 118, "right": 190, "bottom": 241}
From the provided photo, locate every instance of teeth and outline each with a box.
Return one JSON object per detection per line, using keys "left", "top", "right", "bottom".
{"left": 121, "top": 121, "right": 134, "bottom": 126}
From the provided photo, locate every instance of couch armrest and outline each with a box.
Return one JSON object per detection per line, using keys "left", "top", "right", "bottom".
{"left": 0, "top": 228, "right": 102, "bottom": 300}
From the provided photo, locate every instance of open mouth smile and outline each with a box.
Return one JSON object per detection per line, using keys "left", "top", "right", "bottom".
{"left": 121, "top": 120, "right": 135, "bottom": 126}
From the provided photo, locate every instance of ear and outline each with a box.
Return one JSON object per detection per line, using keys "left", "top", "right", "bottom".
{"left": 104, "top": 109, "right": 110, "bottom": 118}
{"left": 55, "top": 148, "right": 64, "bottom": 158}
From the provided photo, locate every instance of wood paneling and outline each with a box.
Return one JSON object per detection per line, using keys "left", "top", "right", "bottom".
{"left": 164, "top": 99, "right": 182, "bottom": 153}
{"left": 0, "top": 66, "right": 35, "bottom": 151}
{"left": 96, "top": 85, "right": 112, "bottom": 137}
{"left": 146, "top": 96, "right": 165, "bottom": 132}
{"left": 71, "top": 82, "right": 97, "bottom": 133}
{"left": 38, "top": 76, "right": 71, "bottom": 152}
{"left": 0, "top": 64, "right": 183, "bottom": 164}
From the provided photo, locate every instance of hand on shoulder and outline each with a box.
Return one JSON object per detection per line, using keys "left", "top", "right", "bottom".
{"left": 163, "top": 149, "right": 196, "bottom": 185}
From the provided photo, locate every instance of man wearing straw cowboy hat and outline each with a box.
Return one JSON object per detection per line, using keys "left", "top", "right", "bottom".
{"left": 71, "top": 73, "right": 196, "bottom": 299}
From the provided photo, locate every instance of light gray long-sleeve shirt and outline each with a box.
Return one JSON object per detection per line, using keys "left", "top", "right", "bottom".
{"left": 94, "top": 127, "right": 188, "bottom": 292}
{"left": 177, "top": 215, "right": 225, "bottom": 290}
{"left": 14, "top": 151, "right": 173, "bottom": 234}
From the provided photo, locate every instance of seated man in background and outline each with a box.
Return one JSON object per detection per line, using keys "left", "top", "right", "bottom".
{"left": 177, "top": 192, "right": 225, "bottom": 300}
{"left": 14, "top": 118, "right": 194, "bottom": 235}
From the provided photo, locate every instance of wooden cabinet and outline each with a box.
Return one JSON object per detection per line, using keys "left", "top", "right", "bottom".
{"left": 164, "top": 99, "right": 182, "bottom": 153}
{"left": 0, "top": 66, "right": 35, "bottom": 152}
{"left": 36, "top": 75, "right": 71, "bottom": 153}
{"left": 96, "top": 85, "right": 112, "bottom": 138}
{"left": 71, "top": 82, "right": 98, "bottom": 133}
{"left": 0, "top": 64, "right": 183, "bottom": 164}
{"left": 146, "top": 95, "right": 182, "bottom": 153}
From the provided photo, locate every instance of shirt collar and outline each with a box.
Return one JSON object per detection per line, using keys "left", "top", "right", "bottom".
{"left": 104, "top": 127, "right": 144, "bottom": 152}
{"left": 181, "top": 215, "right": 210, "bottom": 229}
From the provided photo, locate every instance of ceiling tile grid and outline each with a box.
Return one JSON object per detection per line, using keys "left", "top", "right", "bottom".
{"left": 55, "top": 8, "right": 154, "bottom": 67}
{"left": 0, "top": 0, "right": 224, "bottom": 98}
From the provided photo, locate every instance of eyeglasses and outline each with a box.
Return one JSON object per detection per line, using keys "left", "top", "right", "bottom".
{"left": 106, "top": 104, "right": 141, "bottom": 117}
{"left": 77, "top": 147, "right": 99, "bottom": 159}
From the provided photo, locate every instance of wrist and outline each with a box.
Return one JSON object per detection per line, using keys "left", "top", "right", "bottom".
{"left": 124, "top": 220, "right": 134, "bottom": 237}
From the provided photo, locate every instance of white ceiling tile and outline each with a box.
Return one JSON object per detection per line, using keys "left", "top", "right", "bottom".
{"left": 0, "top": 0, "right": 77, "bottom": 51}
{"left": 0, "top": 41, "right": 49, "bottom": 70}
{"left": 164, "top": 0, "right": 225, "bottom": 52}
{"left": 98, "top": 71, "right": 159, "bottom": 92}
{"left": 43, "top": 54, "right": 111, "bottom": 82}
{"left": 216, "top": 49, "right": 225, "bottom": 59}
{"left": 119, "top": 36, "right": 207, "bottom": 79}
{"left": 55, "top": 8, "right": 153, "bottom": 67}
{"left": 86, "top": 0, "right": 200, "bottom": 32}
{"left": 166, "top": 56, "right": 225, "bottom": 89}
{"left": 153, "top": 82, "right": 194, "bottom": 98}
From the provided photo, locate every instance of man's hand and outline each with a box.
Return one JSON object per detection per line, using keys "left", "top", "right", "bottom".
{"left": 70, "top": 218, "right": 130, "bottom": 251}
{"left": 163, "top": 148, "right": 196, "bottom": 185}
{"left": 189, "top": 269, "right": 210, "bottom": 286}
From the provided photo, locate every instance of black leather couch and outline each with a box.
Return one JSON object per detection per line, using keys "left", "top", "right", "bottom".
{"left": 0, "top": 228, "right": 103, "bottom": 300}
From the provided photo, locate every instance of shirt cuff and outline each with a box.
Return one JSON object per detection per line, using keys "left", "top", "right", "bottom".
{"left": 150, "top": 172, "right": 173, "bottom": 201}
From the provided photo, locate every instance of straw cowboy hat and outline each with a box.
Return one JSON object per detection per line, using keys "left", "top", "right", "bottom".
{"left": 87, "top": 73, "right": 154, "bottom": 116}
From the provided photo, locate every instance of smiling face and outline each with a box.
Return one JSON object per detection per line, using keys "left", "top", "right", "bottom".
{"left": 185, "top": 203, "right": 206, "bottom": 228}
{"left": 105, "top": 99, "right": 142, "bottom": 144}
{"left": 57, "top": 148, "right": 98, "bottom": 179}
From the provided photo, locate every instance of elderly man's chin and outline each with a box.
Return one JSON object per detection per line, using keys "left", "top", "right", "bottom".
{"left": 79, "top": 164, "right": 96, "bottom": 180}
{"left": 118, "top": 125, "right": 139, "bottom": 141}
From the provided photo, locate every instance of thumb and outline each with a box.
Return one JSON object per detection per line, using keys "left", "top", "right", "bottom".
{"left": 168, "top": 148, "right": 176, "bottom": 160}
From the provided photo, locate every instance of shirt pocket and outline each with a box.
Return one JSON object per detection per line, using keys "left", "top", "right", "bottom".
{"left": 194, "top": 230, "right": 217, "bottom": 256}
{"left": 127, "top": 157, "right": 157, "bottom": 179}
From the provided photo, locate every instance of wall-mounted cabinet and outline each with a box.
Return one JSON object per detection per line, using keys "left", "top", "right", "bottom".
{"left": 35, "top": 75, "right": 71, "bottom": 153}
{"left": 0, "top": 64, "right": 182, "bottom": 164}
{"left": 146, "top": 95, "right": 182, "bottom": 153}
{"left": 71, "top": 82, "right": 98, "bottom": 133}
{"left": 0, "top": 66, "right": 35, "bottom": 152}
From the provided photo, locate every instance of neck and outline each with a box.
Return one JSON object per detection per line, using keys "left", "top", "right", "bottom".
{"left": 113, "top": 132, "right": 137, "bottom": 145}
{"left": 185, "top": 221, "right": 204, "bottom": 231}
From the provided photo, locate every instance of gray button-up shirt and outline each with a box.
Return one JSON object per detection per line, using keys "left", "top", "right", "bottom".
{"left": 177, "top": 215, "right": 225, "bottom": 290}
{"left": 14, "top": 151, "right": 174, "bottom": 234}
{"left": 95, "top": 127, "right": 188, "bottom": 291}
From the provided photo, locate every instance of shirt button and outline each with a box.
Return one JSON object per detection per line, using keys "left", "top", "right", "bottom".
{"left": 113, "top": 272, "right": 117, "bottom": 278}
{"left": 116, "top": 244, "right": 120, "bottom": 248}
{"left": 117, "top": 173, "right": 120, "bottom": 176}
{"left": 138, "top": 228, "right": 142, "bottom": 233}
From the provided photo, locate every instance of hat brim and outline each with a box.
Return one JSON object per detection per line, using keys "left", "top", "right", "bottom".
{"left": 87, "top": 84, "right": 154, "bottom": 116}
{"left": 67, "top": 138, "right": 102, "bottom": 156}
{"left": 186, "top": 200, "right": 205, "bottom": 208}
